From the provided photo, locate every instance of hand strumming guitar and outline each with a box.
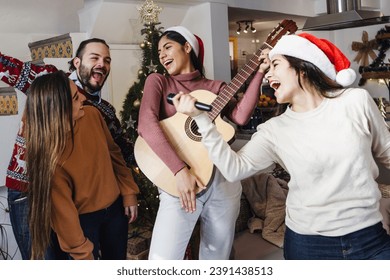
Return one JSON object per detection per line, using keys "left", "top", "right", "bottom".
{"left": 175, "top": 166, "right": 205, "bottom": 213}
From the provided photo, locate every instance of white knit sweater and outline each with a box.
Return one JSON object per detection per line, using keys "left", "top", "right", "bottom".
{"left": 194, "top": 88, "right": 390, "bottom": 236}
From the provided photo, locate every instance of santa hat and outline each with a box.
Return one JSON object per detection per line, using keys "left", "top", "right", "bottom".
{"left": 268, "top": 33, "right": 356, "bottom": 87}
{"left": 165, "top": 26, "right": 204, "bottom": 64}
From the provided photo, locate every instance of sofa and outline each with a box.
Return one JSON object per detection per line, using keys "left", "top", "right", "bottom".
{"left": 231, "top": 193, "right": 284, "bottom": 260}
{"left": 231, "top": 171, "right": 287, "bottom": 260}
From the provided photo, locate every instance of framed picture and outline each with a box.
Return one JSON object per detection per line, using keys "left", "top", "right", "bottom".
{"left": 0, "top": 87, "right": 18, "bottom": 115}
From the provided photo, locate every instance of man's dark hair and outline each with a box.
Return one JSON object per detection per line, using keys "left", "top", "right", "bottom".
{"left": 68, "top": 38, "right": 109, "bottom": 72}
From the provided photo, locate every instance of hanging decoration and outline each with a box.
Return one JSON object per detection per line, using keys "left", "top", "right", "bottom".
{"left": 351, "top": 30, "right": 378, "bottom": 67}
{"left": 358, "top": 25, "right": 390, "bottom": 85}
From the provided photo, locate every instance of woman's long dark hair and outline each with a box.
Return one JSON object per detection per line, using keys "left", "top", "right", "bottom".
{"left": 25, "top": 70, "right": 74, "bottom": 259}
{"left": 284, "top": 55, "right": 344, "bottom": 98}
{"left": 160, "top": 30, "right": 205, "bottom": 77}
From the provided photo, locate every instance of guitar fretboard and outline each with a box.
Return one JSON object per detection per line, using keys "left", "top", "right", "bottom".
{"left": 207, "top": 43, "right": 271, "bottom": 121}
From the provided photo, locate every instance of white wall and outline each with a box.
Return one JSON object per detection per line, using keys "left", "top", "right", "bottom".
{"left": 109, "top": 44, "right": 143, "bottom": 115}
{"left": 181, "top": 2, "right": 231, "bottom": 81}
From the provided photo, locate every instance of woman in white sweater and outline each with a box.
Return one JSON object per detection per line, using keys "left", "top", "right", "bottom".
{"left": 172, "top": 33, "right": 390, "bottom": 259}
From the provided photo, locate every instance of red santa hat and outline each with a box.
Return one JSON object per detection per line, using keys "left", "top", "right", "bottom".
{"left": 269, "top": 33, "right": 356, "bottom": 87}
{"left": 165, "top": 26, "right": 204, "bottom": 64}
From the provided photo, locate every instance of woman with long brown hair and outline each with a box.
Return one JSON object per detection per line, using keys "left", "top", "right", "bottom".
{"left": 25, "top": 71, "right": 139, "bottom": 259}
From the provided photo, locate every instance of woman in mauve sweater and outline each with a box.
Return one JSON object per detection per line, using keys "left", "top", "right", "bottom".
{"left": 138, "top": 26, "right": 270, "bottom": 260}
{"left": 174, "top": 33, "right": 390, "bottom": 260}
{"left": 25, "top": 71, "right": 139, "bottom": 260}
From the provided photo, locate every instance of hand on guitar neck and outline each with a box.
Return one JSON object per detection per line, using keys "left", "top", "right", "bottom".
{"left": 258, "top": 48, "right": 271, "bottom": 74}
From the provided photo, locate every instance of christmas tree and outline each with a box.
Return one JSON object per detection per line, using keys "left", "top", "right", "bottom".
{"left": 120, "top": 0, "right": 166, "bottom": 229}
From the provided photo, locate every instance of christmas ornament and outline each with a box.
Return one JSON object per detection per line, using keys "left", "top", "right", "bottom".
{"left": 146, "top": 60, "right": 158, "bottom": 73}
{"left": 137, "top": 0, "right": 162, "bottom": 25}
{"left": 133, "top": 99, "right": 141, "bottom": 108}
{"left": 126, "top": 114, "right": 137, "bottom": 129}
{"left": 377, "top": 97, "right": 389, "bottom": 129}
{"left": 352, "top": 31, "right": 378, "bottom": 67}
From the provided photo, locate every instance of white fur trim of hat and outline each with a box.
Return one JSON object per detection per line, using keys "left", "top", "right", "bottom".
{"left": 165, "top": 26, "right": 199, "bottom": 57}
{"left": 269, "top": 33, "right": 356, "bottom": 87}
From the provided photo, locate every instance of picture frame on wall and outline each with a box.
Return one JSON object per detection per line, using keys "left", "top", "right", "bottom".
{"left": 0, "top": 87, "right": 18, "bottom": 116}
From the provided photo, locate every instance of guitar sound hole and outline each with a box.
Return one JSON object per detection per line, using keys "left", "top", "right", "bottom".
{"left": 185, "top": 117, "right": 202, "bottom": 142}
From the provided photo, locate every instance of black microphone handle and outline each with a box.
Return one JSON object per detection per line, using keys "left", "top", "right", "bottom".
{"left": 194, "top": 102, "right": 211, "bottom": 111}
{"left": 167, "top": 93, "right": 212, "bottom": 111}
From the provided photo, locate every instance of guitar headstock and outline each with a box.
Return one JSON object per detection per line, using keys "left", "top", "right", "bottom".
{"left": 265, "top": 19, "right": 298, "bottom": 48}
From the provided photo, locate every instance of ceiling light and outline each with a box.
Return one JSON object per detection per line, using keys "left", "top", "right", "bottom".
{"left": 250, "top": 22, "right": 256, "bottom": 33}
{"left": 236, "top": 20, "right": 255, "bottom": 35}
{"left": 244, "top": 22, "right": 249, "bottom": 33}
{"left": 236, "top": 21, "right": 241, "bottom": 34}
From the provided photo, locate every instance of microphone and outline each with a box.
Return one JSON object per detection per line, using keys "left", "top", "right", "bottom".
{"left": 167, "top": 93, "right": 212, "bottom": 112}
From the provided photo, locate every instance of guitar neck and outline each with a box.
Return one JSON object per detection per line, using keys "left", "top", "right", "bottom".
{"left": 206, "top": 19, "right": 298, "bottom": 121}
{"left": 207, "top": 43, "right": 271, "bottom": 121}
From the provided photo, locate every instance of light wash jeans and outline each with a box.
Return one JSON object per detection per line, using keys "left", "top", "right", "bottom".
{"left": 148, "top": 169, "right": 242, "bottom": 260}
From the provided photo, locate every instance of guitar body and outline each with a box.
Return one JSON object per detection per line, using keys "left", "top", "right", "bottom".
{"left": 134, "top": 90, "right": 235, "bottom": 197}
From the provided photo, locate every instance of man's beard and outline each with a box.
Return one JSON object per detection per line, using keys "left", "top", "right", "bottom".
{"left": 78, "top": 63, "right": 108, "bottom": 93}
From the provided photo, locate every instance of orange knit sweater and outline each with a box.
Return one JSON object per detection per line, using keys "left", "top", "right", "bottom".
{"left": 50, "top": 106, "right": 139, "bottom": 259}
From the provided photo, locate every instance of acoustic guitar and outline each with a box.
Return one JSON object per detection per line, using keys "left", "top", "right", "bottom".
{"left": 134, "top": 20, "right": 298, "bottom": 197}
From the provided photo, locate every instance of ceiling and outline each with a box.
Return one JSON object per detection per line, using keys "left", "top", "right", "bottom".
{"left": 228, "top": 7, "right": 308, "bottom": 37}
{"left": 0, "top": 0, "right": 308, "bottom": 39}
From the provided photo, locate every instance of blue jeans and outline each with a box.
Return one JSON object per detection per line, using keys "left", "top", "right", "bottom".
{"left": 77, "top": 196, "right": 128, "bottom": 260}
{"left": 7, "top": 188, "right": 30, "bottom": 260}
{"left": 284, "top": 222, "right": 390, "bottom": 260}
{"left": 7, "top": 188, "right": 67, "bottom": 260}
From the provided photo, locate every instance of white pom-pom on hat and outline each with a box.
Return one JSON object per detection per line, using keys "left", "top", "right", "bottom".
{"left": 336, "top": 68, "right": 356, "bottom": 87}
{"left": 269, "top": 33, "right": 356, "bottom": 87}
